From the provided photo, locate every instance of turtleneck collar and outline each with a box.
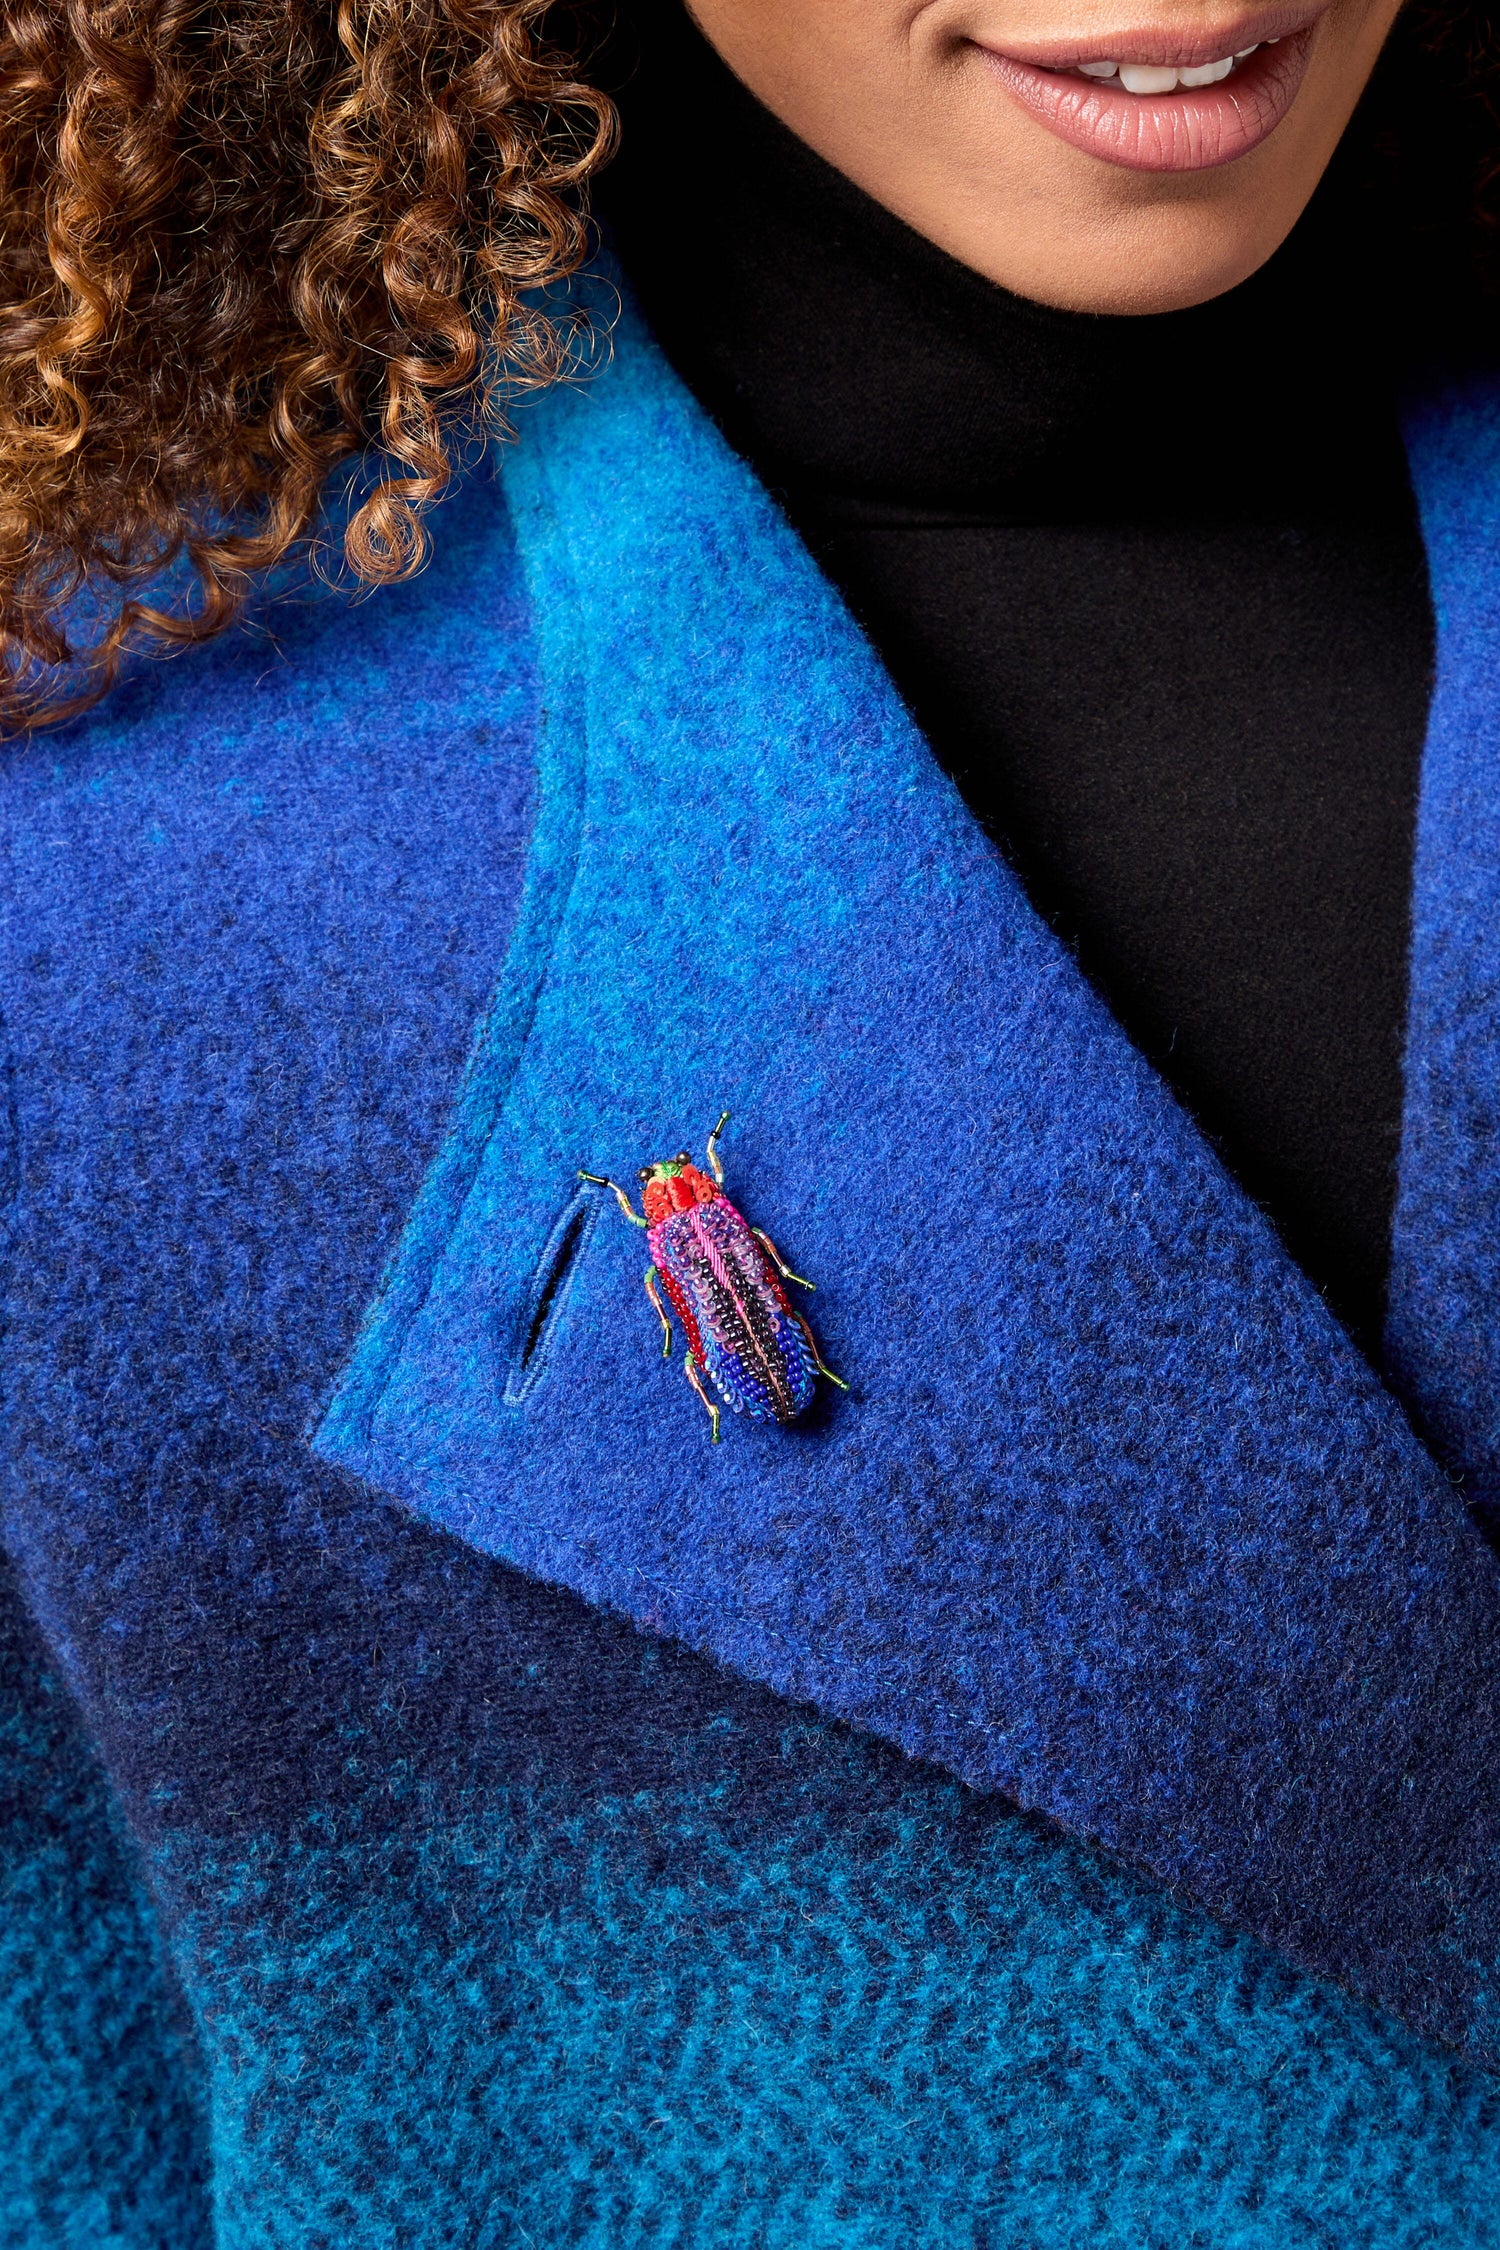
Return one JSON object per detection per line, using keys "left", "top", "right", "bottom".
{"left": 595, "top": 1, "right": 1471, "bottom": 528}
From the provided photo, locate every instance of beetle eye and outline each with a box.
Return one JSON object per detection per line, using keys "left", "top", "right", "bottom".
{"left": 676, "top": 1151, "right": 690, "bottom": 1164}
{"left": 637, "top": 1168, "right": 651, "bottom": 1180}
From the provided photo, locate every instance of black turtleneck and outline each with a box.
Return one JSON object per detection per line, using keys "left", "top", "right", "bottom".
{"left": 596, "top": 6, "right": 1449, "bottom": 1356}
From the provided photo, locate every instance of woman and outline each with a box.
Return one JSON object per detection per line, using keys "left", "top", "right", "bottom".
{"left": 4, "top": 2, "right": 1500, "bottom": 2242}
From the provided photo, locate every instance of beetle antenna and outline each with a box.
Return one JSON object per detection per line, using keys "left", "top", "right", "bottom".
{"left": 706, "top": 1110, "right": 730, "bottom": 1185}
{"left": 578, "top": 1171, "right": 648, "bottom": 1228}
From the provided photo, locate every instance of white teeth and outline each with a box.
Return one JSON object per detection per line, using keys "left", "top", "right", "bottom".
{"left": 1079, "top": 43, "right": 1259, "bottom": 91}
{"left": 1178, "top": 55, "right": 1234, "bottom": 84}
{"left": 1117, "top": 61, "right": 1181, "bottom": 90}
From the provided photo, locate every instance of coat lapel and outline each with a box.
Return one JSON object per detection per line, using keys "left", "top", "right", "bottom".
{"left": 1388, "top": 376, "right": 1500, "bottom": 1532}
{"left": 316, "top": 294, "right": 1500, "bottom": 2064}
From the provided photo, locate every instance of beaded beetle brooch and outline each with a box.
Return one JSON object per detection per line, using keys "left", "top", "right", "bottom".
{"left": 581, "top": 1112, "right": 846, "bottom": 1442}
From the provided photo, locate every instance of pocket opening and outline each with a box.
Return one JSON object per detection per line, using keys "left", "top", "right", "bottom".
{"left": 504, "top": 1185, "right": 599, "bottom": 1404}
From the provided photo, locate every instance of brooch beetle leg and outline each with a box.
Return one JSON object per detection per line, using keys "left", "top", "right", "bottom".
{"left": 580, "top": 1112, "right": 847, "bottom": 1442}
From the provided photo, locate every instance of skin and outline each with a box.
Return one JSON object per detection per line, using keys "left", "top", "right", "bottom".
{"left": 684, "top": 0, "right": 1407, "bottom": 311}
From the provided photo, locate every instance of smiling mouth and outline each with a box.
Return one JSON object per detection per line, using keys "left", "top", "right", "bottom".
{"left": 974, "top": 17, "right": 1321, "bottom": 172}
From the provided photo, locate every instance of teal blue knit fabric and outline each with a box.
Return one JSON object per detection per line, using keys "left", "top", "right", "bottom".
{"left": 0, "top": 1557, "right": 210, "bottom": 2247}
{"left": 4, "top": 300, "right": 1500, "bottom": 2244}
{"left": 162, "top": 1623, "right": 1500, "bottom": 2250}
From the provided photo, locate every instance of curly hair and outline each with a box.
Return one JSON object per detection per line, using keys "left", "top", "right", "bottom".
{"left": 0, "top": 0, "right": 614, "bottom": 732}
{"left": 0, "top": 3, "right": 1497, "bottom": 736}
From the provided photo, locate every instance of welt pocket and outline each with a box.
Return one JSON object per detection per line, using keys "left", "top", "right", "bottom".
{"left": 502, "top": 1183, "right": 602, "bottom": 1406}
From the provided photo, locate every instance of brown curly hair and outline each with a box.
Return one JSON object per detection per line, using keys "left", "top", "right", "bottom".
{"left": 0, "top": 0, "right": 615, "bottom": 732}
{"left": 0, "top": 2, "right": 1497, "bottom": 737}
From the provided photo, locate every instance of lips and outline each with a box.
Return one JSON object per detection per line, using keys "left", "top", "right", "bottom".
{"left": 973, "top": 20, "right": 1320, "bottom": 172}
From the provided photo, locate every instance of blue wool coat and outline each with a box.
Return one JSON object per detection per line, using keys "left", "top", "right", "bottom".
{"left": 6, "top": 288, "right": 1500, "bottom": 2246}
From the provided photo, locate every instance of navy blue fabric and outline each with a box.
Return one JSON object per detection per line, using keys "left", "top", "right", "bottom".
{"left": 317, "top": 297, "right": 1500, "bottom": 2065}
{"left": 0, "top": 455, "right": 536, "bottom": 1738}
{"left": 7, "top": 292, "right": 1500, "bottom": 2242}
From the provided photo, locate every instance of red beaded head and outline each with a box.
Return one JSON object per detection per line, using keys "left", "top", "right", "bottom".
{"left": 638, "top": 1154, "right": 719, "bottom": 1226}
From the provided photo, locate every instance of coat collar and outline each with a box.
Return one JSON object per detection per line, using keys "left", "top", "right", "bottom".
{"left": 316, "top": 291, "right": 1500, "bottom": 2064}
{"left": 1388, "top": 382, "right": 1500, "bottom": 1530}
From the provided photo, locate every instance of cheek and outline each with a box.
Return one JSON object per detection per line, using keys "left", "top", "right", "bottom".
{"left": 1303, "top": 0, "right": 1408, "bottom": 103}
{"left": 687, "top": 0, "right": 932, "bottom": 108}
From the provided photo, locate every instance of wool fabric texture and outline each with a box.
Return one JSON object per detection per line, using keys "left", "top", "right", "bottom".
{"left": 321, "top": 295, "right": 1500, "bottom": 2061}
{"left": 4, "top": 282, "right": 1500, "bottom": 2244}
{"left": 0, "top": 1555, "right": 209, "bottom": 2244}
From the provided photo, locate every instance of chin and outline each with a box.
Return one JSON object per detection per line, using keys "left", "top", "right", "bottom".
{"left": 942, "top": 177, "right": 1313, "bottom": 313}
{"left": 1009, "top": 224, "right": 1297, "bottom": 314}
